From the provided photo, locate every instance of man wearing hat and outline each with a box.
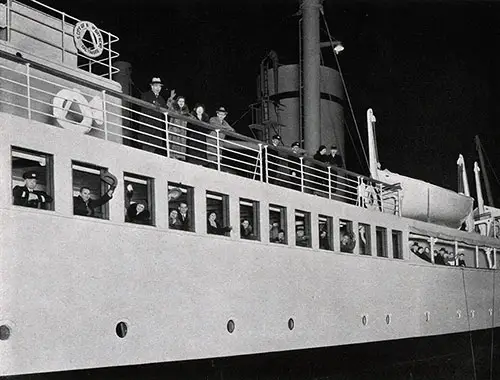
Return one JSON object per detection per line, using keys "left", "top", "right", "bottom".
{"left": 73, "top": 185, "right": 114, "bottom": 217}
{"left": 13, "top": 171, "right": 53, "bottom": 209}
{"left": 208, "top": 106, "right": 234, "bottom": 165}
{"left": 267, "top": 134, "right": 283, "bottom": 184}
{"left": 327, "top": 145, "right": 344, "bottom": 168}
{"left": 140, "top": 77, "right": 174, "bottom": 154}
{"left": 287, "top": 141, "right": 303, "bottom": 191}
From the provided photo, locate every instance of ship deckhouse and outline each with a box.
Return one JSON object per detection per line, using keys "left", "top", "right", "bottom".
{"left": 1, "top": 0, "right": 500, "bottom": 378}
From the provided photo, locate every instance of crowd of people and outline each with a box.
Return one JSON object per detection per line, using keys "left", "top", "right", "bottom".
{"left": 410, "top": 241, "right": 466, "bottom": 266}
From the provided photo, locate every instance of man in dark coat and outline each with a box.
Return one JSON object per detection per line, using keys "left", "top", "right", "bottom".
{"left": 178, "top": 202, "right": 191, "bottom": 231}
{"left": 13, "top": 171, "right": 53, "bottom": 209}
{"left": 73, "top": 186, "right": 114, "bottom": 217}
{"left": 327, "top": 145, "right": 344, "bottom": 194}
{"left": 140, "top": 77, "right": 173, "bottom": 153}
{"left": 287, "top": 141, "right": 303, "bottom": 191}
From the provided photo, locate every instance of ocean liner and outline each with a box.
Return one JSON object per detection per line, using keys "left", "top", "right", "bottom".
{"left": 1, "top": 1, "right": 500, "bottom": 379}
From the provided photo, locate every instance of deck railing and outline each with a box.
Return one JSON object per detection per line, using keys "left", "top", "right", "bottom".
{"left": 2, "top": 0, "right": 119, "bottom": 79}
{"left": 0, "top": 52, "right": 401, "bottom": 216}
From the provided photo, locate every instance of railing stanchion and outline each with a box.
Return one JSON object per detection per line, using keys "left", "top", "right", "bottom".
{"left": 378, "top": 183, "right": 384, "bottom": 213}
{"left": 328, "top": 166, "right": 332, "bottom": 199}
{"left": 300, "top": 157, "right": 304, "bottom": 193}
{"left": 264, "top": 145, "right": 269, "bottom": 184}
{"left": 6, "top": 0, "right": 11, "bottom": 42}
{"left": 164, "top": 111, "right": 170, "bottom": 158}
{"left": 215, "top": 129, "right": 222, "bottom": 171}
{"left": 101, "top": 90, "right": 107, "bottom": 140}
{"left": 26, "top": 63, "right": 31, "bottom": 119}
{"left": 257, "top": 143, "right": 264, "bottom": 182}
{"left": 61, "top": 12, "right": 65, "bottom": 63}
{"left": 108, "top": 31, "right": 112, "bottom": 79}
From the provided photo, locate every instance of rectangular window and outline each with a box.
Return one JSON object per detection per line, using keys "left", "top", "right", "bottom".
{"left": 376, "top": 226, "right": 387, "bottom": 257}
{"left": 392, "top": 230, "right": 403, "bottom": 259}
{"left": 269, "top": 204, "right": 287, "bottom": 244}
{"left": 72, "top": 161, "right": 114, "bottom": 219}
{"left": 340, "top": 219, "right": 355, "bottom": 253}
{"left": 359, "top": 223, "right": 371, "bottom": 255}
{"left": 124, "top": 173, "right": 154, "bottom": 225}
{"left": 206, "top": 191, "right": 231, "bottom": 236}
{"left": 168, "top": 182, "right": 195, "bottom": 232}
{"left": 318, "top": 214, "right": 333, "bottom": 251}
{"left": 295, "top": 210, "right": 311, "bottom": 248}
{"left": 240, "top": 198, "right": 259, "bottom": 241}
{"left": 11, "top": 147, "right": 54, "bottom": 210}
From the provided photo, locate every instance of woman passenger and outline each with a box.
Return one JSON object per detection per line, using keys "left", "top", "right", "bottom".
{"left": 186, "top": 103, "right": 210, "bottom": 165}
{"left": 207, "top": 211, "right": 232, "bottom": 236}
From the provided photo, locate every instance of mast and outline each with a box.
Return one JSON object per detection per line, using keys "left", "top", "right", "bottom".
{"left": 457, "top": 154, "right": 473, "bottom": 231}
{"left": 473, "top": 161, "right": 485, "bottom": 215}
{"left": 366, "top": 108, "right": 379, "bottom": 180}
{"left": 300, "top": 0, "right": 322, "bottom": 155}
{"left": 475, "top": 135, "right": 494, "bottom": 207}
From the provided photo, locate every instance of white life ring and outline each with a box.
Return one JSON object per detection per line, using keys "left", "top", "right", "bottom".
{"left": 52, "top": 89, "right": 93, "bottom": 133}
{"left": 364, "top": 185, "right": 379, "bottom": 210}
{"left": 89, "top": 95, "right": 104, "bottom": 126}
{"left": 73, "top": 21, "right": 104, "bottom": 58}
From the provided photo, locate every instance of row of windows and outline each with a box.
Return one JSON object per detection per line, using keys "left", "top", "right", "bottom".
{"left": 11, "top": 146, "right": 403, "bottom": 257}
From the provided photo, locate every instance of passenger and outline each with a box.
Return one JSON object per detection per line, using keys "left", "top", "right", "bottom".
{"left": 273, "top": 229, "right": 286, "bottom": 244}
{"left": 443, "top": 249, "right": 456, "bottom": 266}
{"left": 269, "top": 221, "right": 280, "bottom": 242}
{"left": 168, "top": 95, "right": 190, "bottom": 160}
{"left": 240, "top": 219, "right": 254, "bottom": 239}
{"left": 207, "top": 211, "right": 233, "bottom": 235}
{"left": 319, "top": 229, "right": 330, "bottom": 250}
{"left": 434, "top": 248, "right": 447, "bottom": 265}
{"left": 311, "top": 145, "right": 329, "bottom": 195}
{"left": 340, "top": 231, "right": 355, "bottom": 253}
{"left": 415, "top": 246, "right": 430, "bottom": 262}
{"left": 178, "top": 202, "right": 190, "bottom": 231}
{"left": 458, "top": 250, "right": 466, "bottom": 267}
{"left": 208, "top": 106, "right": 234, "bottom": 165}
{"left": 73, "top": 186, "right": 114, "bottom": 217}
{"left": 296, "top": 227, "right": 309, "bottom": 247}
{"left": 140, "top": 77, "right": 169, "bottom": 153}
{"left": 267, "top": 134, "right": 282, "bottom": 184}
{"left": 410, "top": 241, "right": 420, "bottom": 254}
{"left": 358, "top": 225, "right": 368, "bottom": 254}
{"left": 186, "top": 103, "right": 210, "bottom": 166}
{"left": 169, "top": 209, "right": 183, "bottom": 230}
{"left": 327, "top": 145, "right": 344, "bottom": 193}
{"left": 12, "top": 171, "right": 53, "bottom": 209}
{"left": 288, "top": 141, "right": 302, "bottom": 191}
{"left": 124, "top": 184, "right": 150, "bottom": 224}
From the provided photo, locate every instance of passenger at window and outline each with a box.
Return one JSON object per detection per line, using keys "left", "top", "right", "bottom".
{"left": 358, "top": 225, "right": 368, "bottom": 254}
{"left": 273, "top": 229, "right": 286, "bottom": 244}
{"left": 186, "top": 103, "right": 210, "bottom": 166}
{"left": 73, "top": 186, "right": 114, "bottom": 217}
{"left": 340, "top": 231, "right": 355, "bottom": 253}
{"left": 296, "top": 227, "right": 309, "bottom": 247}
{"left": 434, "top": 248, "right": 447, "bottom": 265}
{"left": 269, "top": 221, "right": 280, "bottom": 242}
{"left": 240, "top": 219, "right": 254, "bottom": 239}
{"left": 319, "top": 229, "right": 330, "bottom": 250}
{"left": 169, "top": 209, "right": 183, "bottom": 230}
{"left": 13, "top": 171, "right": 53, "bottom": 209}
{"left": 207, "top": 211, "right": 232, "bottom": 235}
{"left": 457, "top": 249, "right": 466, "bottom": 267}
{"left": 125, "top": 184, "right": 150, "bottom": 224}
{"left": 178, "top": 202, "right": 190, "bottom": 231}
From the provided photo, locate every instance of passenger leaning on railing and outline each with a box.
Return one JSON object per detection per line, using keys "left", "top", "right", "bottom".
{"left": 167, "top": 96, "right": 190, "bottom": 161}
{"left": 208, "top": 106, "right": 234, "bottom": 167}
{"left": 287, "top": 141, "right": 303, "bottom": 191}
{"left": 311, "top": 145, "right": 329, "bottom": 196}
{"left": 267, "top": 134, "right": 282, "bottom": 185}
{"left": 186, "top": 103, "right": 209, "bottom": 166}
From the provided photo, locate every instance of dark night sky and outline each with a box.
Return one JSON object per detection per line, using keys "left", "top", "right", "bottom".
{"left": 47, "top": 0, "right": 500, "bottom": 203}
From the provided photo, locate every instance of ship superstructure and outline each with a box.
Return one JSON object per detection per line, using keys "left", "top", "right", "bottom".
{"left": 1, "top": 1, "right": 500, "bottom": 378}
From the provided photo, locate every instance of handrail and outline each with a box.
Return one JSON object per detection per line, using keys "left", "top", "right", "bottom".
{"left": 0, "top": 47, "right": 402, "bottom": 216}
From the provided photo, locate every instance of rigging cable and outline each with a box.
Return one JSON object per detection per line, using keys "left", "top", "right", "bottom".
{"left": 478, "top": 138, "right": 500, "bottom": 188}
{"left": 320, "top": 7, "right": 370, "bottom": 173}
{"left": 462, "top": 268, "right": 478, "bottom": 380}
{"left": 489, "top": 269, "right": 496, "bottom": 380}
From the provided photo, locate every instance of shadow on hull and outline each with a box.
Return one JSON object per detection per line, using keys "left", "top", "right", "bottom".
{"left": 8, "top": 328, "right": 500, "bottom": 380}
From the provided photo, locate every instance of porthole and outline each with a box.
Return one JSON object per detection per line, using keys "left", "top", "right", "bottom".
{"left": 0, "top": 325, "right": 11, "bottom": 341}
{"left": 288, "top": 318, "right": 295, "bottom": 331}
{"left": 385, "top": 314, "right": 391, "bottom": 325}
{"left": 115, "top": 321, "right": 128, "bottom": 338}
{"left": 227, "top": 319, "right": 235, "bottom": 334}
{"left": 362, "top": 315, "right": 368, "bottom": 326}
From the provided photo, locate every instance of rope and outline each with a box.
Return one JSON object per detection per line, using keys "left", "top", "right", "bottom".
{"left": 462, "top": 268, "right": 478, "bottom": 380}
{"left": 320, "top": 9, "right": 370, "bottom": 173}
{"left": 490, "top": 270, "right": 496, "bottom": 380}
